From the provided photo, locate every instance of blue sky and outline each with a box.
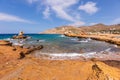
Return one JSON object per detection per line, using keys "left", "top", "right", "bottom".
{"left": 0, "top": 0, "right": 120, "bottom": 33}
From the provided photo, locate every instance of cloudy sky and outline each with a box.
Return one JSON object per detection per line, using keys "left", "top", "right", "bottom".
{"left": 0, "top": 0, "right": 120, "bottom": 33}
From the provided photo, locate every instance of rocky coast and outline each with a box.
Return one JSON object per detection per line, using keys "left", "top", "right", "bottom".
{"left": 0, "top": 40, "right": 120, "bottom": 80}
{"left": 64, "top": 33, "right": 120, "bottom": 46}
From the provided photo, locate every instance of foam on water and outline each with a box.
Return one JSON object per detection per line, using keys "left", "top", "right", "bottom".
{"left": 59, "top": 35, "right": 65, "bottom": 37}
{"left": 70, "top": 38, "right": 79, "bottom": 41}
{"left": 33, "top": 51, "right": 97, "bottom": 60}
{"left": 13, "top": 43, "right": 23, "bottom": 46}
{"left": 33, "top": 50, "right": 120, "bottom": 60}
{"left": 78, "top": 40, "right": 88, "bottom": 43}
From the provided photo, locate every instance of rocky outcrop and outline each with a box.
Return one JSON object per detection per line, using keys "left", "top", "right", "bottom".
{"left": 0, "top": 60, "right": 120, "bottom": 80}
{"left": 12, "top": 35, "right": 27, "bottom": 39}
{"left": 12, "top": 31, "right": 29, "bottom": 39}
{"left": 65, "top": 33, "right": 120, "bottom": 46}
{"left": 0, "top": 40, "right": 12, "bottom": 46}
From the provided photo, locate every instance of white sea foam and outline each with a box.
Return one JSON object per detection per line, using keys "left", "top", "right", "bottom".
{"left": 105, "top": 48, "right": 111, "bottom": 52}
{"left": 38, "top": 40, "right": 45, "bottom": 42}
{"left": 49, "top": 53, "right": 82, "bottom": 57}
{"left": 4, "top": 38, "right": 11, "bottom": 40}
{"left": 114, "top": 45, "right": 118, "bottom": 48}
{"left": 70, "top": 38, "right": 79, "bottom": 41}
{"left": 12, "top": 43, "right": 23, "bottom": 46}
{"left": 35, "top": 52, "right": 97, "bottom": 60}
{"left": 78, "top": 40, "right": 88, "bottom": 43}
{"left": 59, "top": 35, "right": 65, "bottom": 37}
{"left": 87, "top": 38, "right": 92, "bottom": 41}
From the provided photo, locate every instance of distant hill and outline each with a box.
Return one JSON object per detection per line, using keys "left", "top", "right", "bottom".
{"left": 79, "top": 24, "right": 120, "bottom": 33}
{"left": 41, "top": 24, "right": 120, "bottom": 34}
{"left": 41, "top": 26, "right": 85, "bottom": 34}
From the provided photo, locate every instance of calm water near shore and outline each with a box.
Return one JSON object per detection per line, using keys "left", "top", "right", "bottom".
{"left": 0, "top": 34, "right": 120, "bottom": 60}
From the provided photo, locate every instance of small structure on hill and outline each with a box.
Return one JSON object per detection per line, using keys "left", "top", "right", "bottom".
{"left": 12, "top": 31, "right": 28, "bottom": 39}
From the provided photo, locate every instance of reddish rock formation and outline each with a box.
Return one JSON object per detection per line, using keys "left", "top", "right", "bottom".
{"left": 0, "top": 40, "right": 12, "bottom": 46}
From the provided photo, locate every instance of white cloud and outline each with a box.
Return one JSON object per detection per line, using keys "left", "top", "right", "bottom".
{"left": 26, "top": 0, "right": 86, "bottom": 26}
{"left": 69, "top": 21, "right": 85, "bottom": 27}
{"left": 44, "top": 0, "right": 78, "bottom": 22}
{"left": 43, "top": 7, "right": 50, "bottom": 19}
{"left": 79, "top": 2, "right": 98, "bottom": 14}
{"left": 0, "top": 13, "right": 34, "bottom": 23}
{"left": 112, "top": 18, "right": 120, "bottom": 24}
{"left": 26, "top": 0, "right": 79, "bottom": 22}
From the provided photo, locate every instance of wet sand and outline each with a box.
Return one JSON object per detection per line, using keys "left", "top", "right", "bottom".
{"left": 0, "top": 45, "right": 120, "bottom": 80}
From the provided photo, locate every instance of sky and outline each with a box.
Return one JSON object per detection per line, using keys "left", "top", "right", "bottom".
{"left": 0, "top": 0, "right": 120, "bottom": 33}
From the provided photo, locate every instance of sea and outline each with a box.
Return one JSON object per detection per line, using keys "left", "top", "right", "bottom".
{"left": 0, "top": 34, "right": 120, "bottom": 60}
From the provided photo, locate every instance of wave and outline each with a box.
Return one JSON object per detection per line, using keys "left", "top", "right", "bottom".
{"left": 78, "top": 40, "right": 88, "bottom": 43}
{"left": 37, "top": 40, "right": 45, "bottom": 42}
{"left": 34, "top": 52, "right": 97, "bottom": 60}
{"left": 34, "top": 50, "right": 120, "bottom": 60}
{"left": 59, "top": 35, "right": 65, "bottom": 37}
{"left": 70, "top": 38, "right": 79, "bottom": 41}
{"left": 12, "top": 43, "right": 23, "bottom": 46}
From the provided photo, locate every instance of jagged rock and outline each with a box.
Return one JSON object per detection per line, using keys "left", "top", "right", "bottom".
{"left": 12, "top": 31, "right": 29, "bottom": 39}
{"left": 12, "top": 35, "right": 27, "bottom": 39}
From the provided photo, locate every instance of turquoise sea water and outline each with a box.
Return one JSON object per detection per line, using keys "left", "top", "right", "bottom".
{"left": 0, "top": 34, "right": 120, "bottom": 59}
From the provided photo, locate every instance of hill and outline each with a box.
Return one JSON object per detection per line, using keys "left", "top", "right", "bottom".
{"left": 41, "top": 24, "right": 120, "bottom": 34}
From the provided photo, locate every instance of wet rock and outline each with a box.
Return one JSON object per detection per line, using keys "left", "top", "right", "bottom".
{"left": 36, "top": 45, "right": 44, "bottom": 50}
{"left": 25, "top": 45, "right": 43, "bottom": 54}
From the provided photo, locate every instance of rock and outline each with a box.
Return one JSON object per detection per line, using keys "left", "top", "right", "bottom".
{"left": 0, "top": 40, "right": 12, "bottom": 46}
{"left": 12, "top": 31, "right": 30, "bottom": 39}
{"left": 12, "top": 47, "right": 17, "bottom": 51}
{"left": 19, "top": 52, "right": 25, "bottom": 59}
{"left": 12, "top": 35, "right": 27, "bottom": 39}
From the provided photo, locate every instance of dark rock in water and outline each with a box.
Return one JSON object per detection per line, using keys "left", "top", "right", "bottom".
{"left": 37, "top": 40, "right": 39, "bottom": 42}
{"left": 0, "top": 40, "right": 12, "bottom": 46}
{"left": 12, "top": 35, "right": 27, "bottom": 39}
{"left": 12, "top": 31, "right": 31, "bottom": 39}
{"left": 36, "top": 45, "right": 44, "bottom": 50}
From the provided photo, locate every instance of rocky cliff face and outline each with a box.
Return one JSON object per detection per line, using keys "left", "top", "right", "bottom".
{"left": 41, "top": 24, "right": 120, "bottom": 34}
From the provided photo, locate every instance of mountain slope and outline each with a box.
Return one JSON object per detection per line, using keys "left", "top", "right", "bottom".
{"left": 42, "top": 24, "right": 120, "bottom": 34}
{"left": 41, "top": 26, "right": 85, "bottom": 34}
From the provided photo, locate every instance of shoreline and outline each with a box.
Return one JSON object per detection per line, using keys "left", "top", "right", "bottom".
{"left": 64, "top": 33, "right": 120, "bottom": 46}
{"left": 0, "top": 39, "right": 120, "bottom": 80}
